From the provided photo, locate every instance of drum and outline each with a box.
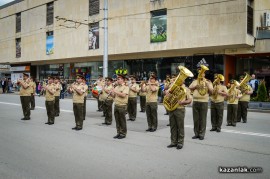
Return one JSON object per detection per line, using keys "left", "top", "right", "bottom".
{"left": 92, "top": 86, "right": 102, "bottom": 98}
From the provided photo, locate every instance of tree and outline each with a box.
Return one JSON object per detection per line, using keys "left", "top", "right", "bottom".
{"left": 255, "top": 80, "right": 268, "bottom": 102}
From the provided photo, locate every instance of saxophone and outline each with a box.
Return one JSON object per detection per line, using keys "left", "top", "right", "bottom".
{"left": 212, "top": 74, "right": 225, "bottom": 99}
{"left": 239, "top": 73, "right": 251, "bottom": 94}
{"left": 197, "top": 65, "right": 209, "bottom": 96}
{"left": 163, "top": 66, "right": 194, "bottom": 111}
{"left": 227, "top": 80, "right": 240, "bottom": 103}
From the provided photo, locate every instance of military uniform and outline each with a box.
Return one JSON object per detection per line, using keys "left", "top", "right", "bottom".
{"left": 71, "top": 82, "right": 88, "bottom": 130}
{"left": 83, "top": 82, "right": 88, "bottom": 120}
{"left": 45, "top": 82, "right": 56, "bottom": 124}
{"left": 128, "top": 81, "right": 139, "bottom": 121}
{"left": 189, "top": 79, "right": 213, "bottom": 140}
{"left": 145, "top": 81, "right": 159, "bottom": 132}
{"left": 54, "top": 82, "right": 61, "bottom": 116}
{"left": 103, "top": 83, "right": 114, "bottom": 125}
{"left": 237, "top": 85, "right": 253, "bottom": 123}
{"left": 19, "top": 77, "right": 31, "bottom": 120}
{"left": 139, "top": 83, "right": 146, "bottom": 112}
{"left": 227, "top": 88, "right": 242, "bottom": 126}
{"left": 114, "top": 82, "right": 129, "bottom": 138}
{"left": 210, "top": 84, "right": 227, "bottom": 132}
{"left": 30, "top": 80, "right": 36, "bottom": 110}
{"left": 168, "top": 85, "right": 192, "bottom": 149}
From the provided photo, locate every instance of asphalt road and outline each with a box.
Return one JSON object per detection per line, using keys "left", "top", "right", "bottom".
{"left": 0, "top": 94, "right": 269, "bottom": 179}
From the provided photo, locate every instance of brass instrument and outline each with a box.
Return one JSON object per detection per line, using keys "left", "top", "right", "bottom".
{"left": 163, "top": 66, "right": 194, "bottom": 111}
{"left": 197, "top": 65, "right": 209, "bottom": 96}
{"left": 239, "top": 73, "right": 251, "bottom": 94}
{"left": 212, "top": 74, "right": 225, "bottom": 99}
{"left": 227, "top": 80, "right": 240, "bottom": 103}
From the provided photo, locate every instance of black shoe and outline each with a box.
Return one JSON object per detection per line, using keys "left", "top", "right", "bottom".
{"left": 139, "top": 110, "right": 143, "bottom": 112}
{"left": 118, "top": 135, "right": 126, "bottom": 139}
{"left": 21, "top": 118, "right": 26, "bottom": 120}
{"left": 48, "top": 122, "right": 54, "bottom": 125}
{"left": 232, "top": 125, "right": 236, "bottom": 127}
{"left": 226, "top": 124, "right": 232, "bottom": 126}
{"left": 167, "top": 144, "right": 177, "bottom": 148}
{"left": 210, "top": 128, "right": 217, "bottom": 131}
{"left": 101, "top": 115, "right": 105, "bottom": 117}
{"left": 102, "top": 122, "right": 108, "bottom": 125}
{"left": 243, "top": 121, "right": 247, "bottom": 123}
{"left": 24, "top": 118, "right": 30, "bottom": 120}
{"left": 45, "top": 122, "right": 50, "bottom": 124}
{"left": 167, "top": 124, "right": 170, "bottom": 126}
{"left": 55, "top": 114, "right": 59, "bottom": 117}
{"left": 75, "top": 128, "right": 82, "bottom": 131}
{"left": 72, "top": 127, "right": 78, "bottom": 130}
{"left": 30, "top": 108, "right": 35, "bottom": 110}
{"left": 216, "top": 129, "right": 221, "bottom": 132}
{"left": 192, "top": 136, "right": 199, "bottom": 139}
{"left": 176, "top": 144, "right": 183, "bottom": 150}
{"left": 146, "top": 128, "right": 152, "bottom": 132}
{"left": 150, "top": 128, "right": 156, "bottom": 132}
{"left": 113, "top": 134, "right": 120, "bottom": 139}
{"left": 199, "top": 136, "right": 204, "bottom": 140}
{"left": 164, "top": 113, "right": 169, "bottom": 115}
{"left": 106, "top": 123, "right": 112, "bottom": 125}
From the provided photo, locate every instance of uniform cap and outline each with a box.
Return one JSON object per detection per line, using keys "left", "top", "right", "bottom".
{"left": 23, "top": 73, "right": 29, "bottom": 77}
{"left": 76, "top": 74, "right": 85, "bottom": 80}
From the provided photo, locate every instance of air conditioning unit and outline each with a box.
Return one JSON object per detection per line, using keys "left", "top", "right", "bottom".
{"left": 263, "top": 12, "right": 270, "bottom": 27}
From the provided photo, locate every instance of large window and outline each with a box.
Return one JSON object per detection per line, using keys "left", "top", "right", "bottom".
{"left": 16, "top": 38, "right": 21, "bottom": 58}
{"left": 150, "top": 9, "right": 167, "bottom": 43}
{"left": 16, "top": 13, "right": 21, "bottom": 33}
{"left": 89, "top": 22, "right": 99, "bottom": 50}
{"left": 47, "top": 2, "right": 54, "bottom": 26}
{"left": 247, "top": 1, "right": 254, "bottom": 35}
{"left": 89, "top": 0, "right": 100, "bottom": 16}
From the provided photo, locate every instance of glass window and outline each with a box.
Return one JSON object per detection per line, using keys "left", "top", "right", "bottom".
{"left": 16, "top": 13, "right": 21, "bottom": 33}
{"left": 16, "top": 38, "right": 21, "bottom": 58}
{"left": 89, "top": 0, "right": 100, "bottom": 16}
{"left": 47, "top": 2, "right": 54, "bottom": 26}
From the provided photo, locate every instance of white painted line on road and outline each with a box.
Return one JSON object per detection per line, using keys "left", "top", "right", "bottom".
{"left": 184, "top": 125, "right": 270, "bottom": 138}
{"left": 1, "top": 101, "right": 270, "bottom": 138}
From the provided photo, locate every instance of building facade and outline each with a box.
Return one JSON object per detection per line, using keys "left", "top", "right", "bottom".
{"left": 0, "top": 0, "right": 270, "bottom": 87}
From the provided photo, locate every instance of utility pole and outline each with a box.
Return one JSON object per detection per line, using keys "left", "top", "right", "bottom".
{"left": 103, "top": 0, "right": 108, "bottom": 77}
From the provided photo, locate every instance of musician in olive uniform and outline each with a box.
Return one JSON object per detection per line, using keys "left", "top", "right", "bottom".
{"left": 189, "top": 65, "right": 213, "bottom": 140}
{"left": 166, "top": 84, "right": 192, "bottom": 150}
{"left": 210, "top": 74, "right": 228, "bottom": 132}
{"left": 18, "top": 73, "right": 31, "bottom": 120}
{"left": 142, "top": 75, "right": 159, "bottom": 132}
{"left": 29, "top": 77, "right": 36, "bottom": 110}
{"left": 226, "top": 80, "right": 242, "bottom": 127}
{"left": 111, "top": 74, "right": 129, "bottom": 139}
{"left": 69, "top": 74, "right": 88, "bottom": 130}
{"left": 127, "top": 75, "right": 140, "bottom": 121}
{"left": 139, "top": 80, "right": 146, "bottom": 112}
{"left": 237, "top": 76, "right": 253, "bottom": 123}
{"left": 54, "top": 76, "right": 61, "bottom": 117}
{"left": 102, "top": 77, "right": 114, "bottom": 125}
{"left": 45, "top": 76, "right": 56, "bottom": 125}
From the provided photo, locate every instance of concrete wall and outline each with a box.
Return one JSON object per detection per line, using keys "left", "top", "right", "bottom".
{"left": 0, "top": 0, "right": 262, "bottom": 64}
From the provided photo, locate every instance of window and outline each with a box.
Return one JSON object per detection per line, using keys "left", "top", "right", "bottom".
{"left": 89, "top": 0, "right": 99, "bottom": 16}
{"left": 47, "top": 2, "right": 54, "bottom": 26}
{"left": 46, "top": 31, "right": 54, "bottom": 55}
{"left": 247, "top": 1, "right": 253, "bottom": 35}
{"left": 16, "top": 13, "right": 21, "bottom": 33}
{"left": 16, "top": 38, "right": 21, "bottom": 58}
{"left": 89, "top": 22, "right": 99, "bottom": 49}
{"left": 150, "top": 9, "right": 167, "bottom": 43}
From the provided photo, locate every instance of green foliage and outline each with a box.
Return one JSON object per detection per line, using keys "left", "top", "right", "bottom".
{"left": 255, "top": 80, "right": 268, "bottom": 102}
{"left": 150, "top": 34, "right": 166, "bottom": 43}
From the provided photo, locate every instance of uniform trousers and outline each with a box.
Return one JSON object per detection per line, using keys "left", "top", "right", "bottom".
{"left": 210, "top": 101, "right": 224, "bottom": 130}
{"left": 227, "top": 104, "right": 238, "bottom": 126}
{"left": 139, "top": 96, "right": 146, "bottom": 112}
{"left": 114, "top": 105, "right": 127, "bottom": 136}
{"left": 54, "top": 96, "right": 60, "bottom": 116}
{"left": 73, "top": 103, "right": 84, "bottom": 129}
{"left": 192, "top": 101, "right": 208, "bottom": 138}
{"left": 45, "top": 100, "right": 55, "bottom": 123}
{"left": 169, "top": 108, "right": 185, "bottom": 145}
{"left": 128, "top": 97, "right": 137, "bottom": 120}
{"left": 104, "top": 100, "right": 113, "bottom": 124}
{"left": 237, "top": 101, "right": 249, "bottom": 122}
{"left": 146, "top": 102, "right": 158, "bottom": 130}
{"left": 20, "top": 96, "right": 31, "bottom": 119}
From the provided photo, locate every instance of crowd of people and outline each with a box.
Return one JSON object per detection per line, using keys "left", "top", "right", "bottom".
{"left": 14, "top": 65, "right": 261, "bottom": 150}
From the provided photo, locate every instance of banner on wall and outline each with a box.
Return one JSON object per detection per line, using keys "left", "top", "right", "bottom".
{"left": 150, "top": 9, "right": 167, "bottom": 43}
{"left": 46, "top": 33, "right": 54, "bottom": 55}
{"left": 89, "top": 24, "right": 99, "bottom": 50}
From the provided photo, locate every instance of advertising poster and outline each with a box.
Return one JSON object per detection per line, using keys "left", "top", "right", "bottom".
{"left": 89, "top": 24, "right": 99, "bottom": 50}
{"left": 150, "top": 10, "right": 167, "bottom": 43}
{"left": 46, "top": 33, "right": 54, "bottom": 55}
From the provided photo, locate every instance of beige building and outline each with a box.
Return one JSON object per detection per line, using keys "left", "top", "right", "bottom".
{"left": 0, "top": 0, "right": 270, "bottom": 86}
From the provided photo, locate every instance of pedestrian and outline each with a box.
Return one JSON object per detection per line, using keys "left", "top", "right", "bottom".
{"left": 68, "top": 74, "right": 88, "bottom": 131}
{"left": 17, "top": 73, "right": 31, "bottom": 120}
{"left": 127, "top": 75, "right": 139, "bottom": 121}
{"left": 44, "top": 76, "right": 56, "bottom": 125}
{"left": 54, "top": 76, "right": 61, "bottom": 117}
{"left": 1, "top": 77, "right": 7, "bottom": 93}
{"left": 249, "top": 74, "right": 259, "bottom": 97}
{"left": 111, "top": 74, "right": 129, "bottom": 139}
{"left": 142, "top": 74, "right": 159, "bottom": 132}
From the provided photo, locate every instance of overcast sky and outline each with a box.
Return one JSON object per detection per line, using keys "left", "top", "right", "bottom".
{"left": 0, "top": 0, "right": 15, "bottom": 6}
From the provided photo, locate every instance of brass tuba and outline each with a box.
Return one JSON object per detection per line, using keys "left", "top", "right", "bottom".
{"left": 212, "top": 74, "right": 225, "bottom": 99}
{"left": 163, "top": 66, "right": 194, "bottom": 111}
{"left": 239, "top": 73, "right": 251, "bottom": 94}
{"left": 197, "top": 65, "right": 209, "bottom": 96}
{"left": 227, "top": 80, "right": 240, "bottom": 103}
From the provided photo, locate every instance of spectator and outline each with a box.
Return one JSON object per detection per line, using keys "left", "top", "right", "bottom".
{"left": 249, "top": 74, "right": 259, "bottom": 97}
